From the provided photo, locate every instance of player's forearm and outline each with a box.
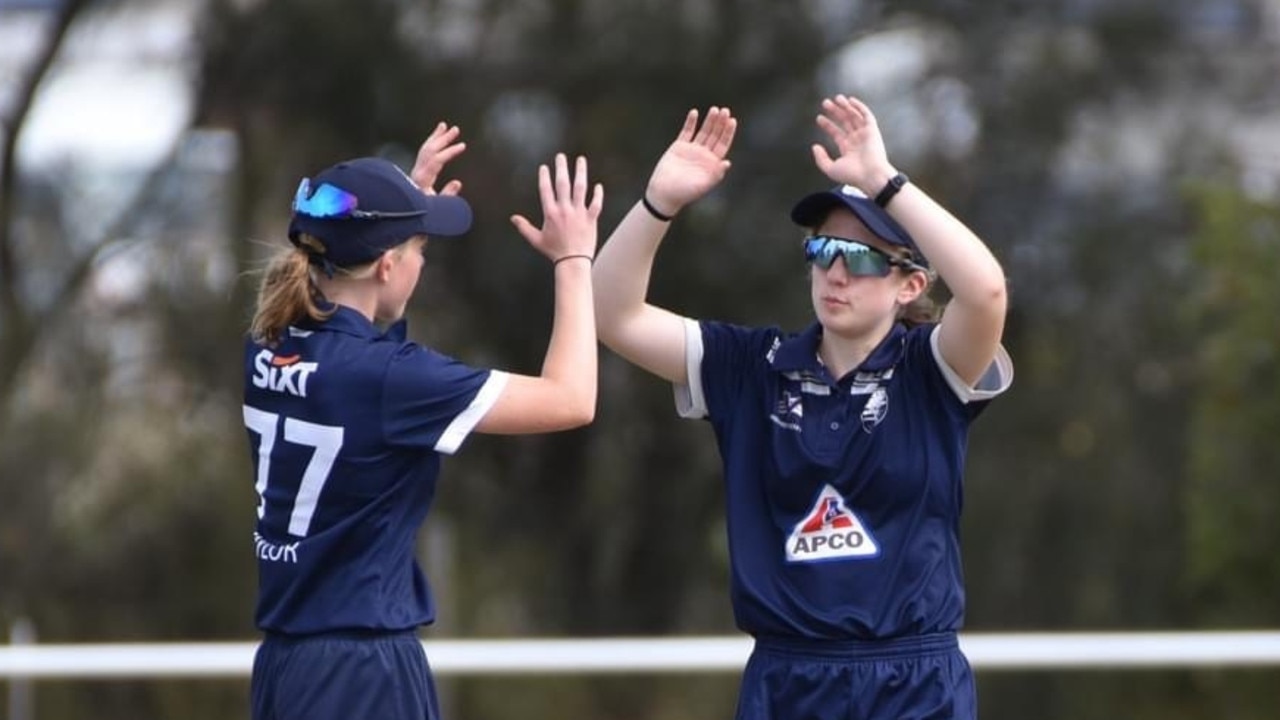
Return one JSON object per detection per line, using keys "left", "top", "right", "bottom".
{"left": 592, "top": 200, "right": 670, "bottom": 346}
{"left": 540, "top": 257, "right": 597, "bottom": 421}
{"left": 884, "top": 182, "right": 1007, "bottom": 315}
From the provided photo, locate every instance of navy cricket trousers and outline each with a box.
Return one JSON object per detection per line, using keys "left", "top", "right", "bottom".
{"left": 252, "top": 630, "right": 439, "bottom": 720}
{"left": 734, "top": 632, "right": 976, "bottom": 720}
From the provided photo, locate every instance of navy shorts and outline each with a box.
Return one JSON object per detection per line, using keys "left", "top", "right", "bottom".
{"left": 734, "top": 632, "right": 975, "bottom": 720}
{"left": 251, "top": 630, "right": 439, "bottom": 720}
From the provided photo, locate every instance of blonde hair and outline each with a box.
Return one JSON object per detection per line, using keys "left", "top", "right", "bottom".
{"left": 249, "top": 235, "right": 336, "bottom": 346}
{"left": 248, "top": 234, "right": 421, "bottom": 345}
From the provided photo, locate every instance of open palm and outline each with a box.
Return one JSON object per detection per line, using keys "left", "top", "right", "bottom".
{"left": 646, "top": 107, "right": 737, "bottom": 213}
{"left": 811, "top": 95, "right": 894, "bottom": 192}
{"left": 411, "top": 122, "right": 467, "bottom": 196}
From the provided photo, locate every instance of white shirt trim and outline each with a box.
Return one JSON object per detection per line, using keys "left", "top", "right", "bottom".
{"left": 674, "top": 318, "right": 708, "bottom": 419}
{"left": 929, "top": 325, "right": 1013, "bottom": 403}
{"left": 435, "top": 370, "right": 510, "bottom": 454}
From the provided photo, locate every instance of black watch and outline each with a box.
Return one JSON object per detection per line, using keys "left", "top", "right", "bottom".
{"left": 873, "top": 172, "right": 909, "bottom": 208}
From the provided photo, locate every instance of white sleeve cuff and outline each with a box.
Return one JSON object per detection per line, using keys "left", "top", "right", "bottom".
{"left": 435, "top": 370, "right": 510, "bottom": 454}
{"left": 929, "top": 326, "right": 1013, "bottom": 404}
{"left": 673, "top": 318, "right": 708, "bottom": 419}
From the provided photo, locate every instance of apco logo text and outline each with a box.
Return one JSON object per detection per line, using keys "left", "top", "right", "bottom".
{"left": 785, "top": 485, "right": 880, "bottom": 562}
{"left": 252, "top": 350, "right": 319, "bottom": 398}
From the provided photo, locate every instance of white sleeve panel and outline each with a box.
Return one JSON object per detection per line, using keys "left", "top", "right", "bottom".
{"left": 929, "top": 325, "right": 1014, "bottom": 404}
{"left": 435, "top": 370, "right": 510, "bottom": 454}
{"left": 673, "top": 318, "right": 708, "bottom": 419}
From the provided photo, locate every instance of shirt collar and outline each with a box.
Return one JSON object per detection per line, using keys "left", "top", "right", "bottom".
{"left": 302, "top": 304, "right": 409, "bottom": 342}
{"left": 770, "top": 321, "right": 908, "bottom": 375}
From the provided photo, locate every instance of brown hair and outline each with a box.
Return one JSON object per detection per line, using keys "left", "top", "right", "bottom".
{"left": 898, "top": 287, "right": 941, "bottom": 327}
{"left": 249, "top": 236, "right": 336, "bottom": 346}
{"left": 889, "top": 246, "right": 942, "bottom": 328}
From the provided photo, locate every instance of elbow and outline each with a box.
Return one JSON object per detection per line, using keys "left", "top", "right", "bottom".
{"left": 564, "top": 398, "right": 596, "bottom": 429}
{"left": 593, "top": 301, "right": 623, "bottom": 349}
{"left": 568, "top": 383, "right": 597, "bottom": 426}
{"left": 561, "top": 383, "right": 597, "bottom": 429}
{"left": 963, "top": 275, "right": 1007, "bottom": 314}
{"left": 577, "top": 390, "right": 598, "bottom": 426}
{"left": 596, "top": 324, "right": 622, "bottom": 353}
{"left": 985, "top": 278, "right": 1008, "bottom": 310}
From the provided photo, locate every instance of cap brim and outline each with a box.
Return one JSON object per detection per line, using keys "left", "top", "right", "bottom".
{"left": 791, "top": 193, "right": 850, "bottom": 229}
{"left": 790, "top": 190, "right": 916, "bottom": 253}
{"left": 411, "top": 194, "right": 473, "bottom": 237}
{"left": 287, "top": 194, "right": 473, "bottom": 267}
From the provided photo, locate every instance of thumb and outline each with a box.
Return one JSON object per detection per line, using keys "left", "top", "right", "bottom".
{"left": 510, "top": 215, "right": 539, "bottom": 242}
{"left": 811, "top": 144, "right": 833, "bottom": 174}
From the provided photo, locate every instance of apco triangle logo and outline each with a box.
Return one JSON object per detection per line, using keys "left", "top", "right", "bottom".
{"left": 785, "top": 485, "right": 880, "bottom": 563}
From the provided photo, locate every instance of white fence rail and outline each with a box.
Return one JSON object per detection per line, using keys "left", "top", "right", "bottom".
{"left": 2, "top": 632, "right": 1280, "bottom": 679}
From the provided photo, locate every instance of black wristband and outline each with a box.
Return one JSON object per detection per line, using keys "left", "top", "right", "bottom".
{"left": 553, "top": 254, "right": 594, "bottom": 266}
{"left": 641, "top": 195, "right": 674, "bottom": 222}
{"left": 873, "top": 172, "right": 909, "bottom": 208}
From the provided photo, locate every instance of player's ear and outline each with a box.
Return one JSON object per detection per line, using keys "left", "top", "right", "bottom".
{"left": 895, "top": 268, "right": 928, "bottom": 305}
{"left": 374, "top": 250, "right": 396, "bottom": 282}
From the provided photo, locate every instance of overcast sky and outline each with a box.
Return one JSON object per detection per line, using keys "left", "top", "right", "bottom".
{"left": 1, "top": 2, "right": 197, "bottom": 171}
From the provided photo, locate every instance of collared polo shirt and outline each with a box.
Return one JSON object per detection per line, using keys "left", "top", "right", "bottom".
{"left": 243, "top": 306, "right": 507, "bottom": 635}
{"left": 676, "top": 319, "right": 1012, "bottom": 639}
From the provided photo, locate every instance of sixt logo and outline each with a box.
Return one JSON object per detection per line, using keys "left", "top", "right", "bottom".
{"left": 252, "top": 349, "right": 319, "bottom": 398}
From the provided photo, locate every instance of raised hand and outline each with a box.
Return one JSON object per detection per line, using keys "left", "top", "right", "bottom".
{"left": 645, "top": 107, "right": 737, "bottom": 217}
{"left": 510, "top": 153, "right": 605, "bottom": 263}
{"left": 411, "top": 122, "right": 467, "bottom": 196}
{"left": 811, "top": 95, "right": 896, "bottom": 193}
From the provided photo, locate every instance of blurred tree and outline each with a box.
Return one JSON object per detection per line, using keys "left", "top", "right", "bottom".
{"left": 1174, "top": 185, "right": 1280, "bottom": 719}
{"left": 1183, "top": 185, "right": 1280, "bottom": 626}
{"left": 1, "top": 2, "right": 255, "bottom": 718}
{"left": 0, "top": 0, "right": 96, "bottom": 631}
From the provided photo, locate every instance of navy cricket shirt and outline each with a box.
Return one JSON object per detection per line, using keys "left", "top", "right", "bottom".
{"left": 676, "top": 320, "right": 1012, "bottom": 640}
{"left": 242, "top": 306, "right": 507, "bottom": 635}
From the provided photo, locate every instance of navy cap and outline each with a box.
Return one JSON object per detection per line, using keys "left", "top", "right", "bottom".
{"left": 790, "top": 184, "right": 926, "bottom": 267}
{"left": 288, "top": 157, "right": 472, "bottom": 268}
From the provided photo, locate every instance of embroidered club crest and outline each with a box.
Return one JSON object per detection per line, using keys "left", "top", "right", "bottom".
{"left": 860, "top": 386, "right": 889, "bottom": 432}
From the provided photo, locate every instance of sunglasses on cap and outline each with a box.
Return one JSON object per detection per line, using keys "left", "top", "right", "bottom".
{"left": 292, "top": 178, "right": 429, "bottom": 220}
{"left": 803, "top": 235, "right": 927, "bottom": 277}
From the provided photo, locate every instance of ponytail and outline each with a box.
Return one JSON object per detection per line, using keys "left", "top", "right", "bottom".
{"left": 249, "top": 242, "right": 335, "bottom": 346}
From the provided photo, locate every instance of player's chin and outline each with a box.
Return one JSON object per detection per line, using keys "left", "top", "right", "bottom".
{"left": 816, "top": 308, "right": 876, "bottom": 338}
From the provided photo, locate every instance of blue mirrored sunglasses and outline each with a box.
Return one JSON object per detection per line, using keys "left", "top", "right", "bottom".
{"left": 292, "top": 178, "right": 429, "bottom": 220}
{"left": 803, "top": 235, "right": 926, "bottom": 276}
